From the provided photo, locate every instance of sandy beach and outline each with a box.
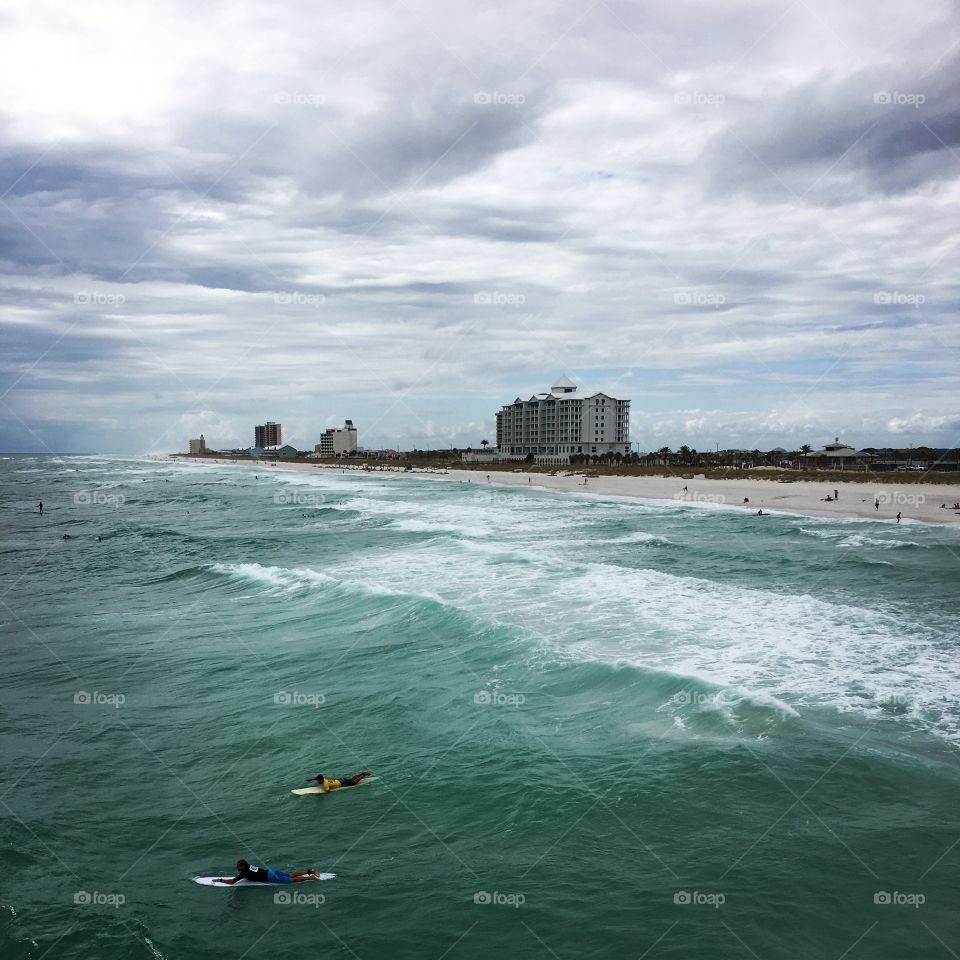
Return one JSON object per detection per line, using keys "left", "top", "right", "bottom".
{"left": 167, "top": 456, "right": 960, "bottom": 526}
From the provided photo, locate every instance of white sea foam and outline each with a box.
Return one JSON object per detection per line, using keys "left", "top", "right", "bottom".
{"left": 325, "top": 491, "right": 582, "bottom": 541}
{"left": 798, "top": 526, "right": 923, "bottom": 550}
{"left": 390, "top": 516, "right": 492, "bottom": 538}
{"left": 209, "top": 561, "right": 445, "bottom": 604}
{"left": 605, "top": 531, "right": 672, "bottom": 545}
{"left": 211, "top": 562, "right": 335, "bottom": 592}
{"left": 837, "top": 534, "right": 921, "bottom": 549}
{"left": 797, "top": 526, "right": 846, "bottom": 539}
{"left": 144, "top": 937, "right": 167, "bottom": 960}
{"left": 193, "top": 467, "right": 959, "bottom": 740}
{"left": 331, "top": 526, "right": 960, "bottom": 740}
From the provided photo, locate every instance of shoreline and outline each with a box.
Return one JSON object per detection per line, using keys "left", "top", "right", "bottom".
{"left": 164, "top": 455, "right": 960, "bottom": 526}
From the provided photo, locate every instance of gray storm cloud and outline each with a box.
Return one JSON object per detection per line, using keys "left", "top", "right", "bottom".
{"left": 0, "top": 0, "right": 958, "bottom": 453}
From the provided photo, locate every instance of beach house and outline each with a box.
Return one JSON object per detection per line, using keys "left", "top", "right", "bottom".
{"left": 805, "top": 438, "right": 872, "bottom": 470}
{"left": 246, "top": 444, "right": 298, "bottom": 459}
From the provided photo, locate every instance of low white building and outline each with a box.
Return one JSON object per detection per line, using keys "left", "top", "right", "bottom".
{"left": 316, "top": 420, "right": 358, "bottom": 457}
{"left": 461, "top": 448, "right": 500, "bottom": 463}
{"left": 496, "top": 376, "right": 631, "bottom": 464}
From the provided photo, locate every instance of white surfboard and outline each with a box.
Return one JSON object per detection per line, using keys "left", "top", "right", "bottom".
{"left": 194, "top": 873, "right": 335, "bottom": 886}
{"left": 291, "top": 776, "right": 379, "bottom": 796}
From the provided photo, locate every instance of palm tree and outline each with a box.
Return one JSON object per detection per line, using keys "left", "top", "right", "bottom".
{"left": 800, "top": 444, "right": 811, "bottom": 470}
{"left": 480, "top": 439, "right": 489, "bottom": 450}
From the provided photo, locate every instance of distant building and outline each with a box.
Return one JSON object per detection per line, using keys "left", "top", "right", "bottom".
{"left": 189, "top": 434, "right": 207, "bottom": 455}
{"left": 496, "top": 375, "right": 631, "bottom": 464}
{"left": 869, "top": 448, "right": 960, "bottom": 472}
{"left": 461, "top": 448, "right": 500, "bottom": 463}
{"left": 255, "top": 422, "right": 282, "bottom": 447}
{"left": 247, "top": 444, "right": 298, "bottom": 459}
{"left": 316, "top": 420, "right": 358, "bottom": 457}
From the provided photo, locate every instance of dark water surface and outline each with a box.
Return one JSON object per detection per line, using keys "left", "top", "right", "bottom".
{"left": 2, "top": 455, "right": 959, "bottom": 958}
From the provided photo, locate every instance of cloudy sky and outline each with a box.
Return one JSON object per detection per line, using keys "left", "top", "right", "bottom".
{"left": 1, "top": 0, "right": 959, "bottom": 454}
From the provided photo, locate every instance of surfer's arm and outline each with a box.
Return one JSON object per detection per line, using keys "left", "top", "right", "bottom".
{"left": 214, "top": 875, "right": 241, "bottom": 885}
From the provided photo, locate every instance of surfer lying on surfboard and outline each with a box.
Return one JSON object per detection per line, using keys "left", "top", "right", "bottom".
{"left": 306, "top": 771, "right": 372, "bottom": 792}
{"left": 214, "top": 860, "right": 321, "bottom": 885}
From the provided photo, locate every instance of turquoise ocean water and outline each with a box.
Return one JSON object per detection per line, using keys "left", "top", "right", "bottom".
{"left": 2, "top": 455, "right": 960, "bottom": 958}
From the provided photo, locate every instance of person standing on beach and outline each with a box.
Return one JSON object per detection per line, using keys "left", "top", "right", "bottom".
{"left": 875, "top": 498, "right": 879, "bottom": 511}
{"left": 896, "top": 512, "right": 902, "bottom": 523}
{"left": 38, "top": 501, "right": 43, "bottom": 515}
{"left": 834, "top": 488, "right": 838, "bottom": 500}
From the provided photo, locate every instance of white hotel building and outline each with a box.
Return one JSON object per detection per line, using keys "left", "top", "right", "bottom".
{"left": 314, "top": 420, "right": 358, "bottom": 457}
{"left": 495, "top": 376, "right": 631, "bottom": 464}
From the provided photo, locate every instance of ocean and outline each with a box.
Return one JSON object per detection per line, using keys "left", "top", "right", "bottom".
{"left": 2, "top": 454, "right": 959, "bottom": 959}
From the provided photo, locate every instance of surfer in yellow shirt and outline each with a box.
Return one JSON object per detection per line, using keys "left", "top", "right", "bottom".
{"left": 306, "top": 770, "right": 372, "bottom": 792}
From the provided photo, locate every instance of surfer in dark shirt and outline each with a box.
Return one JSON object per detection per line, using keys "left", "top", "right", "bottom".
{"left": 306, "top": 771, "right": 372, "bottom": 792}
{"left": 214, "top": 860, "right": 320, "bottom": 884}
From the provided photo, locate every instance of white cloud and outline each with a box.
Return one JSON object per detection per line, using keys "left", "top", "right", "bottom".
{"left": 1, "top": 0, "right": 959, "bottom": 452}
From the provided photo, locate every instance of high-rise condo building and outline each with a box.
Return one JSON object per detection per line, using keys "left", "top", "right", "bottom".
{"left": 495, "top": 376, "right": 630, "bottom": 464}
{"left": 255, "top": 422, "right": 282, "bottom": 447}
